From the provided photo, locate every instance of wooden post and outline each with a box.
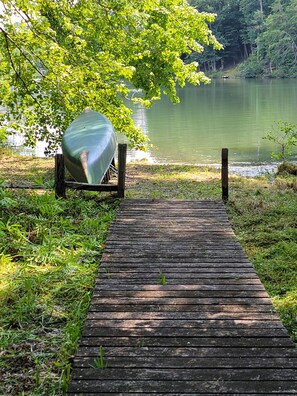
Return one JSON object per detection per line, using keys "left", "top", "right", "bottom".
{"left": 221, "top": 148, "right": 228, "bottom": 202}
{"left": 55, "top": 154, "right": 66, "bottom": 198}
{"left": 117, "top": 144, "right": 127, "bottom": 198}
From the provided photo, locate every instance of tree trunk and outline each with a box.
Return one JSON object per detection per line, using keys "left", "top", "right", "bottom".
{"left": 259, "top": 0, "right": 263, "bottom": 16}
{"left": 243, "top": 43, "right": 249, "bottom": 59}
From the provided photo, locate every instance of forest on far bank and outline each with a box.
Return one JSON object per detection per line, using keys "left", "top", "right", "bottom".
{"left": 188, "top": 0, "right": 297, "bottom": 78}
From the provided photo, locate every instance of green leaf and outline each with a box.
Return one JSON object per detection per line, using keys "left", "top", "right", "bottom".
{"left": 0, "top": 0, "right": 219, "bottom": 150}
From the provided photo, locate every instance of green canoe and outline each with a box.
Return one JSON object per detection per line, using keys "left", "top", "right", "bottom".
{"left": 61, "top": 109, "right": 117, "bottom": 184}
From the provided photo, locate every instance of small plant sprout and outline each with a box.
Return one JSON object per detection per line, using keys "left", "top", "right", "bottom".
{"left": 91, "top": 345, "right": 108, "bottom": 369}
{"left": 158, "top": 270, "right": 167, "bottom": 286}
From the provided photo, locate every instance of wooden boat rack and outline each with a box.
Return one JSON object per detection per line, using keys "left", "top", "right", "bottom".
{"left": 55, "top": 143, "right": 127, "bottom": 199}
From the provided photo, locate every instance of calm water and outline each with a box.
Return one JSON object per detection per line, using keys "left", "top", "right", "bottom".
{"left": 8, "top": 79, "right": 297, "bottom": 175}
{"left": 131, "top": 79, "right": 297, "bottom": 172}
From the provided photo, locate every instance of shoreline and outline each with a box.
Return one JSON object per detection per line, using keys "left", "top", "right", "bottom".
{"left": 3, "top": 144, "right": 283, "bottom": 178}
{"left": 3, "top": 144, "right": 296, "bottom": 178}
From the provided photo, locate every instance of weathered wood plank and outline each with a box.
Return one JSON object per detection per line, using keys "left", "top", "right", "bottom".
{"left": 105, "top": 239, "right": 241, "bottom": 246}
{"left": 102, "top": 252, "right": 249, "bottom": 259}
{"left": 70, "top": 367, "right": 297, "bottom": 381}
{"left": 90, "top": 288, "right": 271, "bottom": 298}
{"left": 68, "top": 393, "right": 292, "bottom": 396}
{"left": 82, "top": 327, "right": 289, "bottom": 338}
{"left": 93, "top": 283, "right": 266, "bottom": 291}
{"left": 99, "top": 268, "right": 257, "bottom": 275}
{"left": 100, "top": 264, "right": 254, "bottom": 271}
{"left": 79, "top": 336, "right": 293, "bottom": 347}
{"left": 119, "top": 199, "right": 224, "bottom": 205}
{"left": 67, "top": 199, "right": 297, "bottom": 395}
{"left": 96, "top": 272, "right": 259, "bottom": 279}
{"left": 81, "top": 319, "right": 285, "bottom": 329}
{"left": 67, "top": 379, "right": 297, "bottom": 393}
{"left": 108, "top": 226, "right": 235, "bottom": 232}
{"left": 72, "top": 356, "right": 297, "bottom": 369}
{"left": 103, "top": 248, "right": 247, "bottom": 254}
{"left": 95, "top": 278, "right": 266, "bottom": 286}
{"left": 96, "top": 278, "right": 260, "bottom": 286}
{"left": 90, "top": 295, "right": 273, "bottom": 304}
{"left": 101, "top": 255, "right": 251, "bottom": 262}
{"left": 88, "top": 304, "right": 275, "bottom": 313}
{"left": 85, "top": 311, "right": 280, "bottom": 321}
{"left": 75, "top": 346, "right": 297, "bottom": 358}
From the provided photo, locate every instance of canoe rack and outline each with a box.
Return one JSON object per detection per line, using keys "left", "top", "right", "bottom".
{"left": 55, "top": 143, "right": 127, "bottom": 199}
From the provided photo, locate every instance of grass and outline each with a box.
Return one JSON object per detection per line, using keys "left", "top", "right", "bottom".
{"left": 1, "top": 150, "right": 297, "bottom": 394}
{"left": 226, "top": 175, "right": 297, "bottom": 340}
{"left": 158, "top": 270, "right": 167, "bottom": 286}
{"left": 91, "top": 345, "right": 108, "bottom": 369}
{"left": 125, "top": 163, "right": 222, "bottom": 200}
{"left": 0, "top": 151, "right": 118, "bottom": 394}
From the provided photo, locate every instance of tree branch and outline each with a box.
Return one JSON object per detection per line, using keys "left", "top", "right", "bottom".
{"left": 0, "top": 27, "right": 42, "bottom": 108}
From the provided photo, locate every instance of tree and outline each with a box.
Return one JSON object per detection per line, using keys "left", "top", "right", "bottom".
{"left": 0, "top": 0, "right": 220, "bottom": 151}
{"left": 257, "top": 0, "right": 297, "bottom": 76}
{"left": 238, "top": 0, "right": 273, "bottom": 59}
{"left": 188, "top": 0, "right": 246, "bottom": 70}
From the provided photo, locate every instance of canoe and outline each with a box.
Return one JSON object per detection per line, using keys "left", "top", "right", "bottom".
{"left": 61, "top": 108, "right": 117, "bottom": 184}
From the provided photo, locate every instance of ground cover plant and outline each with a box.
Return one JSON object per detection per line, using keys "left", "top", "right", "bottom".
{"left": 227, "top": 173, "right": 297, "bottom": 341}
{"left": 1, "top": 152, "right": 297, "bottom": 394}
{"left": 0, "top": 156, "right": 118, "bottom": 394}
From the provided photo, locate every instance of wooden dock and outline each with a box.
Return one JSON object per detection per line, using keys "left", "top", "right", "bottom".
{"left": 68, "top": 199, "right": 297, "bottom": 395}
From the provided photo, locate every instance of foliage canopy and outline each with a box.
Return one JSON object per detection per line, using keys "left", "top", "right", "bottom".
{"left": 188, "top": 0, "right": 297, "bottom": 78}
{"left": 0, "top": 0, "right": 220, "bottom": 150}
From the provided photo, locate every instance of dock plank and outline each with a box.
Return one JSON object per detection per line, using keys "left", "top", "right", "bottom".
{"left": 67, "top": 199, "right": 297, "bottom": 395}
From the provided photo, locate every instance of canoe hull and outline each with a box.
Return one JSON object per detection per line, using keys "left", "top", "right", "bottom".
{"left": 61, "top": 109, "right": 117, "bottom": 184}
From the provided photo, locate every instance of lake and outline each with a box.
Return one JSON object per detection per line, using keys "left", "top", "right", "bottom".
{"left": 130, "top": 79, "right": 297, "bottom": 175}
{"left": 8, "top": 79, "right": 297, "bottom": 175}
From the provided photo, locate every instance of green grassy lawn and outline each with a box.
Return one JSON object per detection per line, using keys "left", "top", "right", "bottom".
{"left": 1, "top": 152, "right": 297, "bottom": 394}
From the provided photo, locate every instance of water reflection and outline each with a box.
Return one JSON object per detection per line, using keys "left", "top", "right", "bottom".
{"left": 131, "top": 79, "right": 297, "bottom": 167}
{"left": 5, "top": 79, "right": 297, "bottom": 176}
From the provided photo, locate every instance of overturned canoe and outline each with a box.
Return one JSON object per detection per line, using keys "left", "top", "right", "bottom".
{"left": 61, "top": 109, "right": 117, "bottom": 184}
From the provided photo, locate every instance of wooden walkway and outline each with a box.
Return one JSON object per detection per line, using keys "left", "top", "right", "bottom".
{"left": 68, "top": 199, "right": 297, "bottom": 395}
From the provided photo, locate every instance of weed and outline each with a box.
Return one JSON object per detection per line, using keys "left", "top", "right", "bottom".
{"left": 55, "top": 361, "right": 71, "bottom": 393}
{"left": 158, "top": 270, "right": 167, "bottom": 286}
{"left": 91, "top": 345, "right": 108, "bottom": 369}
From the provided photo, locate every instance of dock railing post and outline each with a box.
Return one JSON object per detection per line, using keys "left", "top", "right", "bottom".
{"left": 221, "top": 148, "right": 228, "bottom": 202}
{"left": 55, "top": 154, "right": 66, "bottom": 198}
{"left": 117, "top": 143, "right": 127, "bottom": 198}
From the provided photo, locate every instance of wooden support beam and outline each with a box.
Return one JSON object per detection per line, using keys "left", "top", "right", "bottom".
{"left": 65, "top": 181, "right": 118, "bottom": 192}
{"left": 3, "top": 184, "right": 49, "bottom": 189}
{"left": 117, "top": 143, "right": 127, "bottom": 198}
{"left": 55, "top": 154, "right": 66, "bottom": 198}
{"left": 221, "top": 148, "right": 228, "bottom": 202}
